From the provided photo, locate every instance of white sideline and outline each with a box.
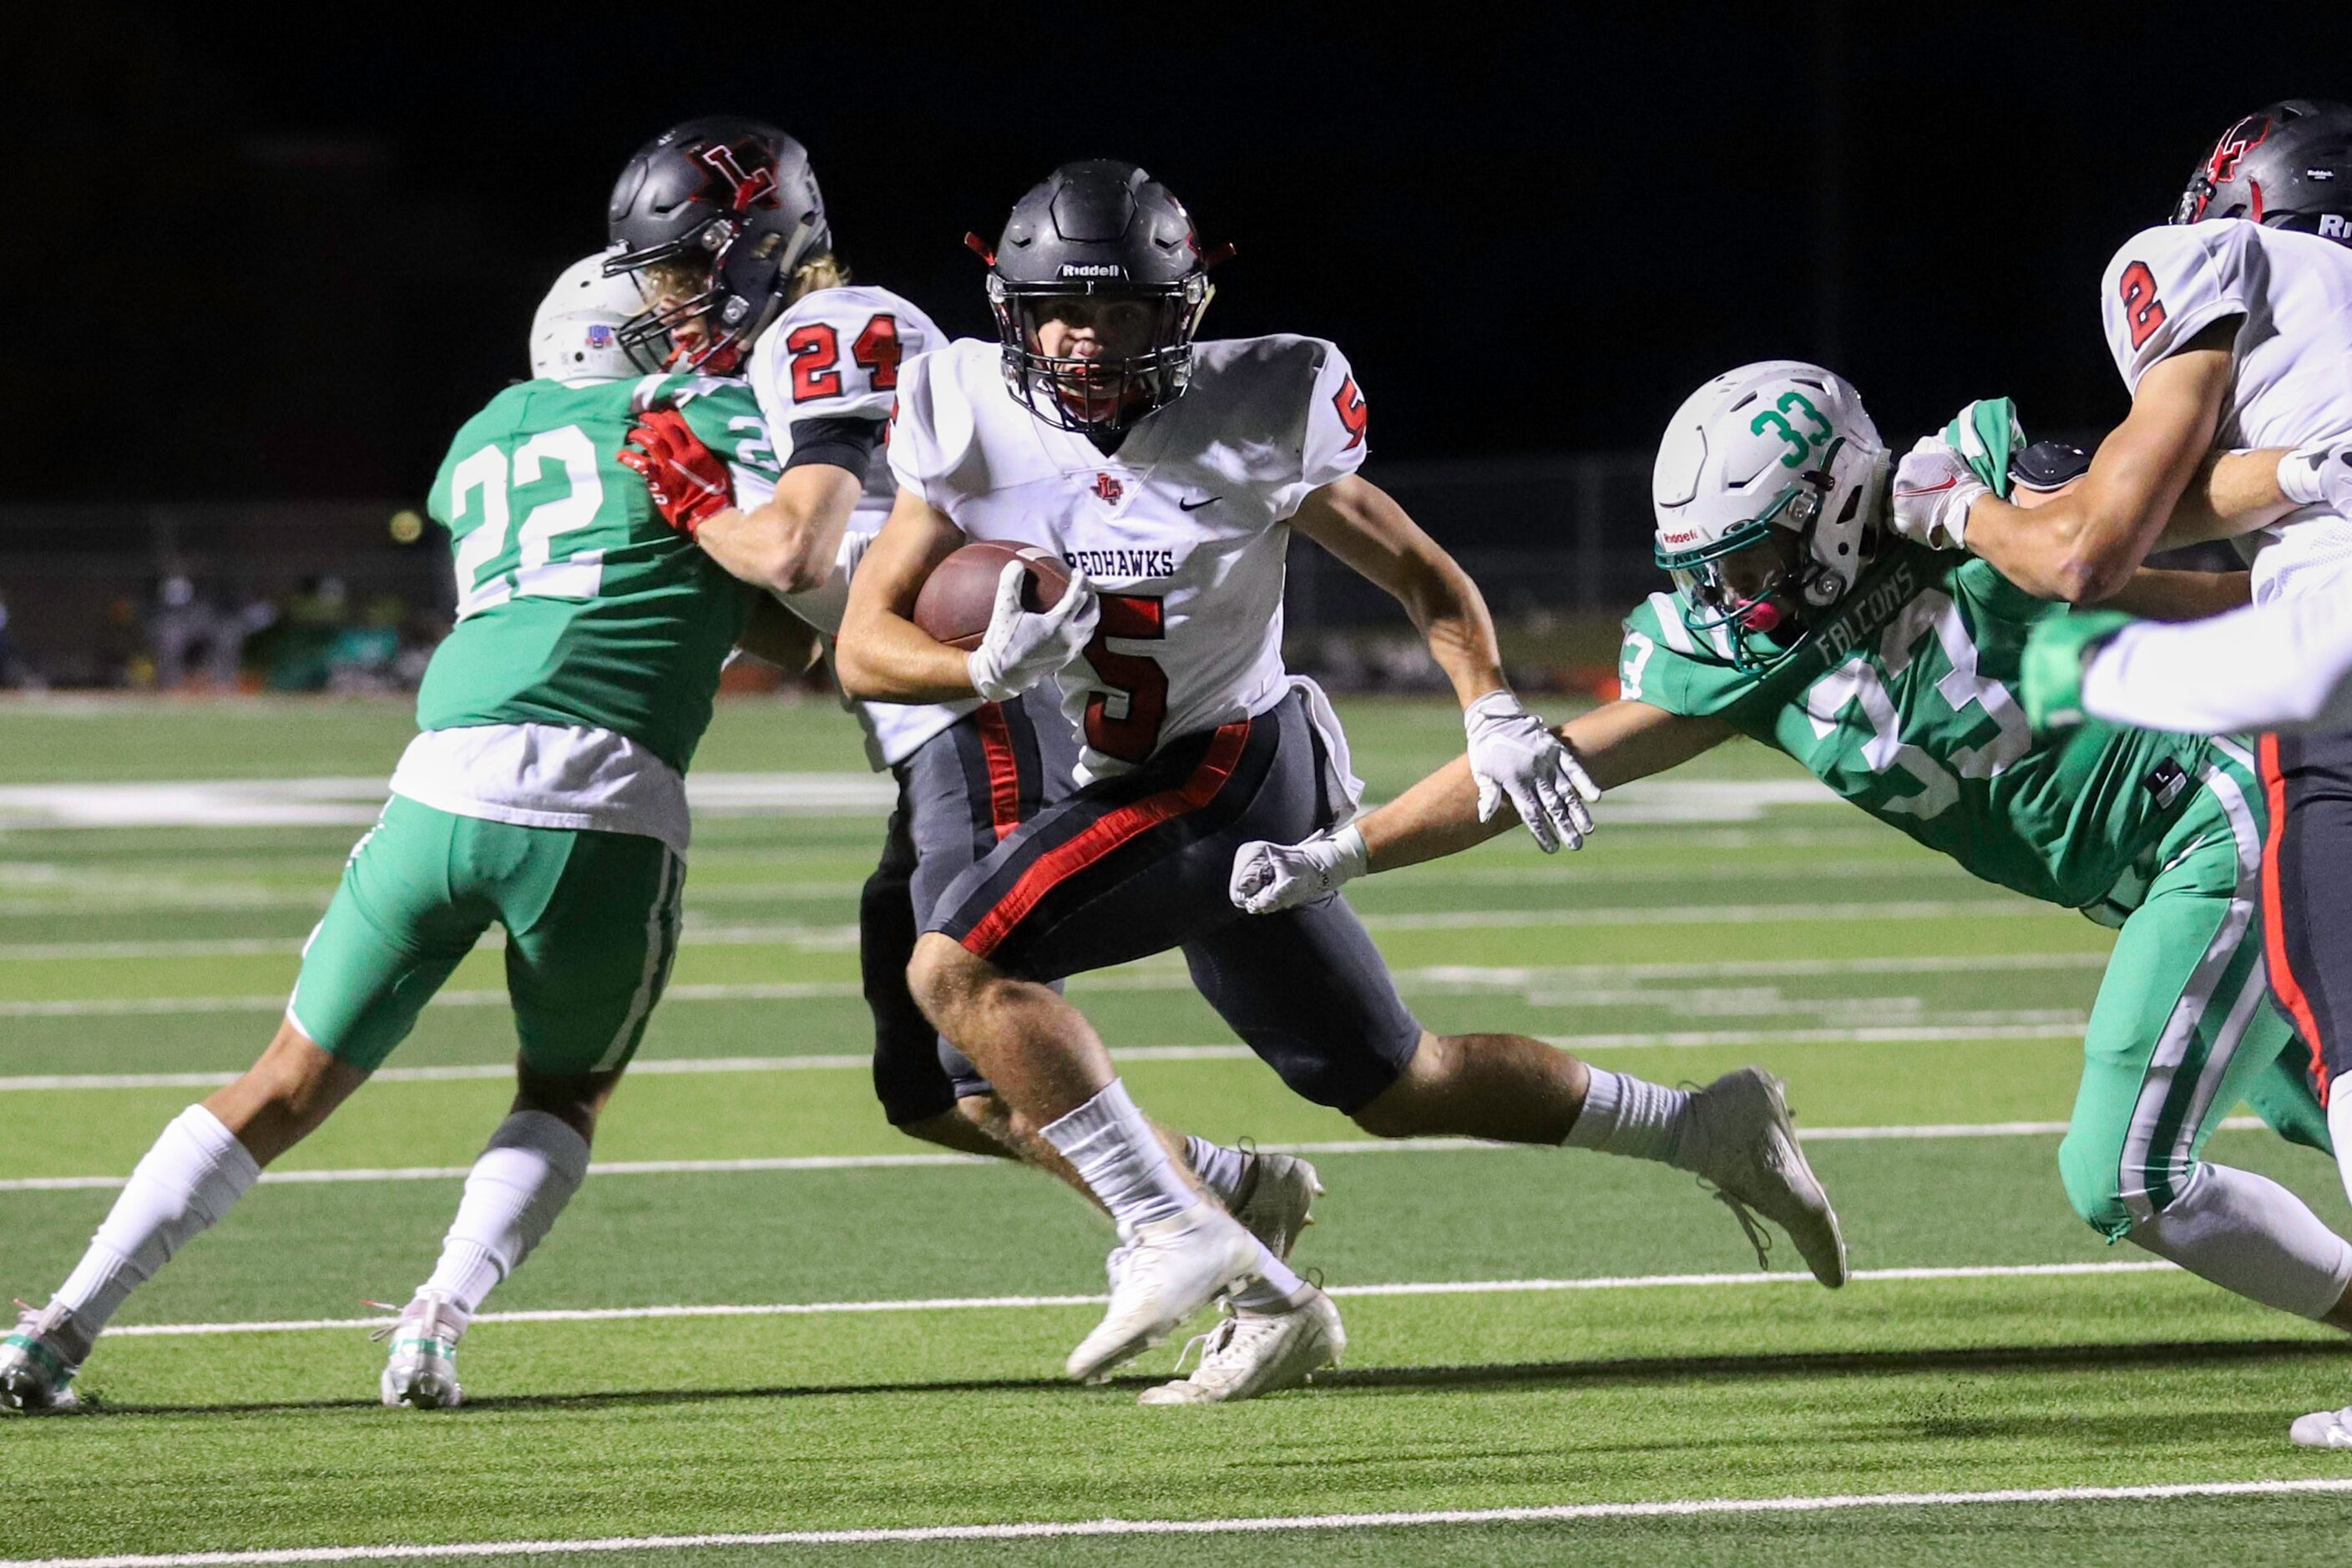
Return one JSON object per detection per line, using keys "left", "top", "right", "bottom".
{"left": 99, "top": 1260, "right": 2190, "bottom": 1339}
{"left": 0, "top": 1120, "right": 2269, "bottom": 1193}
{"left": 0, "top": 1018, "right": 2097, "bottom": 1093}
{"left": 11, "top": 1478, "right": 2349, "bottom": 1566}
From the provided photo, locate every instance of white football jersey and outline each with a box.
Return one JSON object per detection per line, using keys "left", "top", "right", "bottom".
{"left": 2102, "top": 220, "right": 2352, "bottom": 603}
{"left": 750, "top": 283, "right": 969, "bottom": 768}
{"left": 889, "top": 334, "right": 1372, "bottom": 779}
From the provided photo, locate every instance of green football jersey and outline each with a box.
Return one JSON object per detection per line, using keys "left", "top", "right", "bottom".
{"left": 1617, "top": 399, "right": 2213, "bottom": 910}
{"left": 417, "top": 374, "right": 776, "bottom": 773}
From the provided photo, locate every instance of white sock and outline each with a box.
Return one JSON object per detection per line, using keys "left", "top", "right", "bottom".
{"left": 419, "top": 1111, "right": 592, "bottom": 1314}
{"left": 1184, "top": 1136, "right": 1250, "bottom": 1208}
{"left": 53, "top": 1105, "right": 260, "bottom": 1356}
{"left": 1041, "top": 1080, "right": 1197, "bottom": 1232}
{"left": 1561, "top": 1068, "right": 1692, "bottom": 1167}
{"left": 1228, "top": 1241, "right": 1313, "bottom": 1313}
{"left": 2129, "top": 1162, "right": 2352, "bottom": 1319}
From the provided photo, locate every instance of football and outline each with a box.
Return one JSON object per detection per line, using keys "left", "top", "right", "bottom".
{"left": 912, "top": 541, "right": 1073, "bottom": 651}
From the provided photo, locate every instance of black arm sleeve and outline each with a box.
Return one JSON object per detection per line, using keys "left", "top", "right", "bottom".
{"left": 782, "top": 415, "right": 887, "bottom": 483}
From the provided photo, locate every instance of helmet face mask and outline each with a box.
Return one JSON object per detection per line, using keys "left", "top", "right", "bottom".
{"left": 1651, "top": 362, "right": 1889, "bottom": 673}
{"left": 605, "top": 118, "right": 830, "bottom": 375}
{"left": 990, "top": 273, "right": 1211, "bottom": 435}
{"left": 984, "top": 159, "right": 1219, "bottom": 439}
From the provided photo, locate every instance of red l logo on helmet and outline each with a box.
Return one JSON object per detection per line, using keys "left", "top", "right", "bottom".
{"left": 696, "top": 142, "right": 780, "bottom": 212}
{"left": 2207, "top": 114, "right": 2274, "bottom": 184}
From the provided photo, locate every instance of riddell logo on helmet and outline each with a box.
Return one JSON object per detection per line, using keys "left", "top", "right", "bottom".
{"left": 1660, "top": 528, "right": 1700, "bottom": 545}
{"left": 1059, "top": 263, "right": 1125, "bottom": 278}
{"left": 2321, "top": 214, "right": 2352, "bottom": 238}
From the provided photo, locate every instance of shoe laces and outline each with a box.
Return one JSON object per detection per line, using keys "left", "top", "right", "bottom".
{"left": 1705, "top": 1184, "right": 1775, "bottom": 1271}
{"left": 364, "top": 1294, "right": 467, "bottom": 1348}
{"left": 1173, "top": 1309, "right": 1262, "bottom": 1379}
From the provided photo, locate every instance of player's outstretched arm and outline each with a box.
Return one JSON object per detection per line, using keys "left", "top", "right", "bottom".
{"left": 2036, "top": 592, "right": 2352, "bottom": 737}
{"left": 1919, "top": 322, "right": 2239, "bottom": 603}
{"left": 1232, "top": 701, "right": 1728, "bottom": 913}
{"left": 836, "top": 488, "right": 983, "bottom": 702}
{"left": 690, "top": 465, "right": 866, "bottom": 597}
{"left": 1290, "top": 474, "right": 1597, "bottom": 851}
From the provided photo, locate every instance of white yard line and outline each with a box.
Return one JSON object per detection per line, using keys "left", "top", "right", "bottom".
{"left": 0, "top": 1018, "right": 2096, "bottom": 1095}
{"left": 22, "top": 1480, "right": 2352, "bottom": 1566}
{"left": 0, "top": 1119, "right": 2265, "bottom": 1194}
{"left": 98, "top": 1259, "right": 2193, "bottom": 1340}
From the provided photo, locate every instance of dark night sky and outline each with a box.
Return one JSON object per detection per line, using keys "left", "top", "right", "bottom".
{"left": 8, "top": 3, "right": 2345, "bottom": 505}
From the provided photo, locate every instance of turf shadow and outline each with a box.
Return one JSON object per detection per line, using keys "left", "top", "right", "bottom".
{"left": 1310, "top": 1336, "right": 2352, "bottom": 1393}
{"left": 69, "top": 1337, "right": 2352, "bottom": 1419}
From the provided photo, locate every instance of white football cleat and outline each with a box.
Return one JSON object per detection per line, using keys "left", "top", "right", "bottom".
{"left": 2292, "top": 1406, "right": 2352, "bottom": 1448}
{"left": 1232, "top": 1150, "right": 1323, "bottom": 1262}
{"left": 1679, "top": 1067, "right": 1849, "bottom": 1287}
{"left": 375, "top": 1290, "right": 470, "bottom": 1409}
{"left": 1139, "top": 1289, "right": 1345, "bottom": 1405}
{"left": 0, "top": 1302, "right": 85, "bottom": 1414}
{"left": 1066, "top": 1203, "right": 1258, "bottom": 1384}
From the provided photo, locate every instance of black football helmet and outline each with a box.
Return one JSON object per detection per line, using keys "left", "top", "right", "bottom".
{"left": 979, "top": 160, "right": 1227, "bottom": 438}
{"left": 604, "top": 117, "right": 830, "bottom": 373}
{"left": 2172, "top": 99, "right": 2352, "bottom": 242}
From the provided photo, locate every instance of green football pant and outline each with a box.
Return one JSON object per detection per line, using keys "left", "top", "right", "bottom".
{"left": 2061, "top": 745, "right": 2322, "bottom": 1239}
{"left": 287, "top": 795, "right": 685, "bottom": 1076}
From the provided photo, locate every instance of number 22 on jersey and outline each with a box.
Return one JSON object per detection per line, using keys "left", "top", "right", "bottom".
{"left": 450, "top": 425, "right": 607, "bottom": 619}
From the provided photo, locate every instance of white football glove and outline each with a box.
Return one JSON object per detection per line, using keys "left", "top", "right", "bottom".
{"left": 967, "top": 563, "right": 1099, "bottom": 704}
{"left": 1889, "top": 435, "right": 1990, "bottom": 551}
{"left": 1464, "top": 690, "right": 1600, "bottom": 852}
{"left": 2279, "top": 435, "right": 2352, "bottom": 513}
{"left": 1230, "top": 826, "right": 1369, "bottom": 915}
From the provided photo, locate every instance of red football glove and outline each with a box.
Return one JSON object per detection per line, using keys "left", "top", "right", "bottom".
{"left": 619, "top": 407, "right": 733, "bottom": 539}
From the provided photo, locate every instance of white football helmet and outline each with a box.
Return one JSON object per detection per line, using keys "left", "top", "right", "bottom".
{"left": 528, "top": 251, "right": 651, "bottom": 382}
{"left": 1651, "top": 361, "right": 1889, "bottom": 667}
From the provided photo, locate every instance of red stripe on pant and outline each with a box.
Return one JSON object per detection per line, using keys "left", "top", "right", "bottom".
{"left": 974, "top": 702, "right": 1024, "bottom": 842}
{"left": 2260, "top": 732, "right": 2331, "bottom": 1104}
{"left": 959, "top": 719, "right": 1252, "bottom": 960}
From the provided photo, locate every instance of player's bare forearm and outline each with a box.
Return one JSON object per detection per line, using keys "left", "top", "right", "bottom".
{"left": 1359, "top": 701, "right": 1731, "bottom": 873}
{"left": 837, "top": 491, "right": 979, "bottom": 701}
{"left": 1962, "top": 326, "right": 2238, "bottom": 604}
{"left": 733, "top": 594, "right": 822, "bottom": 671}
{"left": 1290, "top": 474, "right": 1506, "bottom": 704}
{"left": 2158, "top": 448, "right": 2297, "bottom": 548}
{"left": 2101, "top": 569, "right": 2253, "bottom": 623}
{"left": 692, "top": 466, "right": 862, "bottom": 596}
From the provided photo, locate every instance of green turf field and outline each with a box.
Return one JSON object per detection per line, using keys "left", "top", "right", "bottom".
{"left": 6, "top": 694, "right": 2352, "bottom": 1565}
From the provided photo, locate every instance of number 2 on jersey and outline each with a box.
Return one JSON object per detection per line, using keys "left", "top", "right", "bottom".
{"left": 1082, "top": 594, "right": 1170, "bottom": 762}
{"left": 2118, "top": 260, "right": 2167, "bottom": 350}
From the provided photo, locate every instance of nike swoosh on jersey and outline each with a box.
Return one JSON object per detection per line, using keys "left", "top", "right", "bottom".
{"left": 1179, "top": 495, "right": 1222, "bottom": 511}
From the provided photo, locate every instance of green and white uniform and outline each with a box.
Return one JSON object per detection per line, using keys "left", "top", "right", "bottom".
{"left": 1618, "top": 398, "right": 2321, "bottom": 1238}
{"left": 289, "top": 373, "right": 777, "bottom": 1075}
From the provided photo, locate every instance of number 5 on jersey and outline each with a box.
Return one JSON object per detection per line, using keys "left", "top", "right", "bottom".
{"left": 1083, "top": 594, "right": 1169, "bottom": 762}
